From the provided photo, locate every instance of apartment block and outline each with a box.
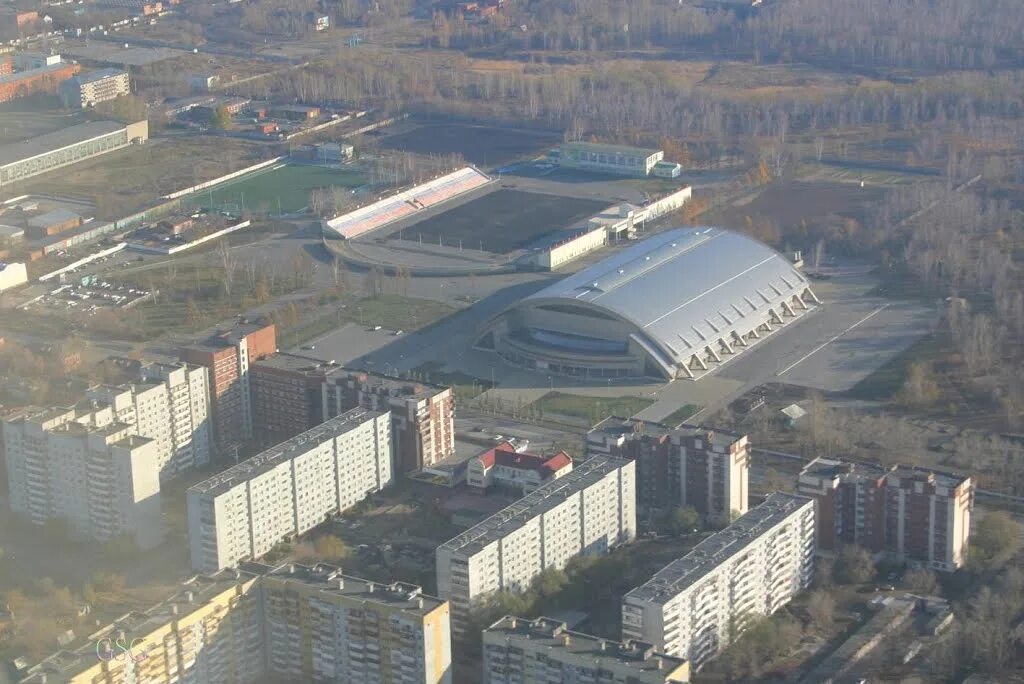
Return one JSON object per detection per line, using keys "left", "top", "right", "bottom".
{"left": 249, "top": 353, "right": 335, "bottom": 446}
{"left": 622, "top": 494, "right": 815, "bottom": 669}
{"left": 437, "top": 456, "right": 636, "bottom": 638}
{"left": 588, "top": 418, "right": 749, "bottom": 521}
{"left": 250, "top": 354, "right": 457, "bottom": 473}
{"left": 85, "top": 361, "right": 212, "bottom": 478}
{"left": 60, "top": 68, "right": 130, "bottom": 108}
{"left": 483, "top": 616, "right": 689, "bottom": 684}
{"left": 187, "top": 408, "right": 391, "bottom": 573}
{"left": 2, "top": 406, "right": 162, "bottom": 549}
{"left": 323, "top": 369, "right": 456, "bottom": 473}
{"left": 798, "top": 458, "right": 973, "bottom": 571}
{"left": 466, "top": 442, "right": 573, "bottom": 495}
{"left": 180, "top": 321, "right": 276, "bottom": 456}
{"left": 259, "top": 562, "right": 452, "bottom": 683}
{"left": 19, "top": 562, "right": 450, "bottom": 684}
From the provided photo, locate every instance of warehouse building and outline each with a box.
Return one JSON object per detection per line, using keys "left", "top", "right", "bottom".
{"left": 0, "top": 61, "right": 80, "bottom": 103}
{"left": 621, "top": 493, "right": 815, "bottom": 669}
{"left": 479, "top": 227, "right": 818, "bottom": 380}
{"left": 483, "top": 616, "right": 689, "bottom": 684}
{"left": 60, "top": 68, "right": 130, "bottom": 108}
{"left": 436, "top": 456, "right": 636, "bottom": 638}
{"left": 559, "top": 142, "right": 664, "bottom": 177}
{"left": 0, "top": 260, "right": 27, "bottom": 291}
{"left": 186, "top": 408, "right": 392, "bottom": 573}
{"left": 0, "top": 120, "right": 148, "bottom": 189}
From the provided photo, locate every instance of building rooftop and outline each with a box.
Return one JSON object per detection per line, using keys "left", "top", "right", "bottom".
{"left": 0, "top": 61, "right": 70, "bottom": 87}
{"left": 187, "top": 407, "right": 385, "bottom": 497}
{"left": 71, "top": 67, "right": 127, "bottom": 85}
{"left": 27, "top": 208, "right": 81, "bottom": 228}
{"left": 485, "top": 616, "right": 688, "bottom": 679}
{"left": 506, "top": 228, "right": 815, "bottom": 375}
{"left": 183, "top": 320, "right": 272, "bottom": 353}
{"left": 799, "top": 457, "right": 971, "bottom": 492}
{"left": 438, "top": 455, "right": 630, "bottom": 557}
{"left": 476, "top": 442, "right": 572, "bottom": 477}
{"left": 249, "top": 561, "right": 448, "bottom": 616}
{"left": 0, "top": 121, "right": 128, "bottom": 167}
{"left": 625, "top": 493, "right": 814, "bottom": 604}
{"left": 252, "top": 352, "right": 340, "bottom": 375}
{"left": 588, "top": 416, "right": 746, "bottom": 450}
{"left": 561, "top": 141, "right": 663, "bottom": 159}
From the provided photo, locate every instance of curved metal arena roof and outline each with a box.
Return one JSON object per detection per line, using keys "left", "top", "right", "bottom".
{"left": 511, "top": 227, "right": 819, "bottom": 378}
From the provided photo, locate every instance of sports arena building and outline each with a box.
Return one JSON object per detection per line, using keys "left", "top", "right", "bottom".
{"left": 477, "top": 228, "right": 819, "bottom": 380}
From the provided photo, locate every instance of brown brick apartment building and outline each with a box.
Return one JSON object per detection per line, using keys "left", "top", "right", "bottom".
{"left": 249, "top": 354, "right": 456, "bottom": 474}
{"left": 180, "top": 321, "right": 276, "bottom": 457}
{"left": 322, "top": 370, "right": 455, "bottom": 474}
{"left": 798, "top": 457, "right": 974, "bottom": 571}
{"left": 587, "top": 417, "right": 750, "bottom": 522}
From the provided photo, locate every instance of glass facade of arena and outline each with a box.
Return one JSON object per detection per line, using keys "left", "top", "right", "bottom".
{"left": 0, "top": 130, "right": 130, "bottom": 186}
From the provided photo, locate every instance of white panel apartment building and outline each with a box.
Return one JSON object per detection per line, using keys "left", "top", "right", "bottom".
{"left": 436, "top": 456, "right": 636, "bottom": 638}
{"left": 1, "top": 406, "right": 163, "bottom": 549}
{"left": 622, "top": 493, "right": 815, "bottom": 669}
{"left": 187, "top": 408, "right": 391, "bottom": 573}
{"left": 86, "top": 361, "right": 212, "bottom": 479}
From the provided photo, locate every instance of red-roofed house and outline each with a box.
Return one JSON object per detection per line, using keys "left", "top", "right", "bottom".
{"left": 467, "top": 442, "right": 573, "bottom": 495}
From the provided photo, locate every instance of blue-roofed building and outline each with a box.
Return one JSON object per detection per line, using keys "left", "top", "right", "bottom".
{"left": 477, "top": 227, "right": 819, "bottom": 380}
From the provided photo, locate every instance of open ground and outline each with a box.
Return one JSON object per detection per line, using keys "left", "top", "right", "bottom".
{"left": 16, "top": 136, "right": 271, "bottom": 218}
{"left": 376, "top": 122, "right": 561, "bottom": 167}
{"left": 385, "top": 189, "right": 607, "bottom": 254}
{"left": 183, "top": 163, "right": 365, "bottom": 215}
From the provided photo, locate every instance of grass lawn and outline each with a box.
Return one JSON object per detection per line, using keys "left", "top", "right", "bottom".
{"left": 184, "top": 163, "right": 365, "bottom": 214}
{"left": 532, "top": 391, "right": 653, "bottom": 424}
{"left": 660, "top": 403, "right": 702, "bottom": 427}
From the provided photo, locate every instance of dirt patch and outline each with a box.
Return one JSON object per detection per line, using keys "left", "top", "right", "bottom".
{"left": 708, "top": 180, "right": 887, "bottom": 231}
{"left": 377, "top": 123, "right": 561, "bottom": 166}
{"left": 393, "top": 189, "right": 607, "bottom": 254}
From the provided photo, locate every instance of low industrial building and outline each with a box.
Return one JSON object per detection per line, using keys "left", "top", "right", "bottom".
{"left": 60, "top": 68, "right": 130, "bottom": 108}
{"left": 0, "top": 61, "right": 80, "bottom": 103}
{"left": 26, "top": 208, "right": 82, "bottom": 239}
{"left": 622, "top": 493, "right": 815, "bottom": 669}
{"left": 483, "top": 616, "right": 690, "bottom": 684}
{"left": 559, "top": 142, "right": 664, "bottom": 177}
{"left": 436, "top": 456, "right": 636, "bottom": 638}
{"left": 0, "top": 120, "right": 148, "bottom": 189}
{"left": 466, "top": 442, "right": 573, "bottom": 495}
{"left": 480, "top": 227, "right": 818, "bottom": 380}
{"left": 271, "top": 104, "right": 321, "bottom": 120}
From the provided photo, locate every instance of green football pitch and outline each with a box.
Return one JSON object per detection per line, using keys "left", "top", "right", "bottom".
{"left": 184, "top": 163, "right": 365, "bottom": 214}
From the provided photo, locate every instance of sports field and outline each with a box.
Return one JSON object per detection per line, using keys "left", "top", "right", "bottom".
{"left": 395, "top": 189, "right": 607, "bottom": 253}
{"left": 184, "top": 164, "right": 365, "bottom": 214}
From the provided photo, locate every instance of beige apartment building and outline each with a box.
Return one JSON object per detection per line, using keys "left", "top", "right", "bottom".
{"left": 18, "top": 562, "right": 451, "bottom": 684}
{"left": 436, "top": 456, "right": 636, "bottom": 639}
{"left": 621, "top": 494, "right": 815, "bottom": 669}
{"left": 1, "top": 405, "right": 162, "bottom": 549}
{"left": 186, "top": 408, "right": 392, "bottom": 572}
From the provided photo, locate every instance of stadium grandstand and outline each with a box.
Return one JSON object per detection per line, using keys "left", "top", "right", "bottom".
{"left": 477, "top": 227, "right": 819, "bottom": 380}
{"left": 323, "top": 166, "right": 491, "bottom": 239}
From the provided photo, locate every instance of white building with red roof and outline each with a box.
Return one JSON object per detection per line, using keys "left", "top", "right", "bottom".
{"left": 467, "top": 442, "right": 573, "bottom": 495}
